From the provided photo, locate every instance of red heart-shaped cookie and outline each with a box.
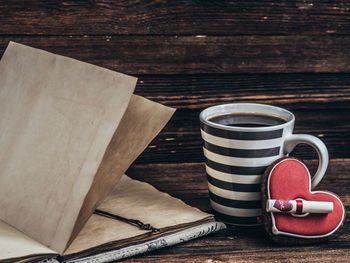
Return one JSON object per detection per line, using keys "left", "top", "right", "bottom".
{"left": 262, "top": 158, "right": 345, "bottom": 243}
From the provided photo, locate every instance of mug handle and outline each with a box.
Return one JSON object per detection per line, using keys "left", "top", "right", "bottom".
{"left": 283, "top": 134, "right": 329, "bottom": 189}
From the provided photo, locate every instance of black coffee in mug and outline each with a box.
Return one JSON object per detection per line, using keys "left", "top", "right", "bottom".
{"left": 200, "top": 103, "right": 328, "bottom": 226}
{"left": 209, "top": 113, "right": 287, "bottom": 128}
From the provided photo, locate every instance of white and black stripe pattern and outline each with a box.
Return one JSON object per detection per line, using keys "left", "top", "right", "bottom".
{"left": 200, "top": 122, "right": 284, "bottom": 225}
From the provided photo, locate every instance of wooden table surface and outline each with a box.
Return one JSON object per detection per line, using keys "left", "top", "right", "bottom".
{"left": 1, "top": 1, "right": 350, "bottom": 262}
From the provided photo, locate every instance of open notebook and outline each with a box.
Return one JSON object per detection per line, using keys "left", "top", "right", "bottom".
{"left": 1, "top": 175, "right": 225, "bottom": 263}
{"left": 0, "top": 43, "right": 225, "bottom": 262}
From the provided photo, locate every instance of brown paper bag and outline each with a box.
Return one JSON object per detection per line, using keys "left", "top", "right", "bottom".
{"left": 0, "top": 42, "right": 174, "bottom": 253}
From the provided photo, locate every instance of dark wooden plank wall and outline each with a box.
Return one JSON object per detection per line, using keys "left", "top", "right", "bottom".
{"left": 1, "top": 1, "right": 350, "bottom": 35}
{"left": 1, "top": 1, "right": 349, "bottom": 166}
{"left": 1, "top": 1, "right": 350, "bottom": 261}
{"left": 1, "top": 36, "right": 350, "bottom": 74}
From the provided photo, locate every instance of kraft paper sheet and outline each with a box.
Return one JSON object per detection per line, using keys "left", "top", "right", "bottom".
{"left": 0, "top": 42, "right": 174, "bottom": 254}
{"left": 70, "top": 95, "right": 175, "bottom": 245}
{"left": 65, "top": 175, "right": 211, "bottom": 255}
{"left": 0, "top": 174, "right": 211, "bottom": 262}
{"left": 0, "top": 220, "right": 56, "bottom": 261}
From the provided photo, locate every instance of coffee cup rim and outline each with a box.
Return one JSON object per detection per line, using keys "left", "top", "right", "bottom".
{"left": 199, "top": 103, "right": 295, "bottom": 131}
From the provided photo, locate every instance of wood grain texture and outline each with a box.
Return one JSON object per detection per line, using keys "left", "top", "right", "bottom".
{"left": 1, "top": 1, "right": 350, "bottom": 36}
{"left": 1, "top": 35, "right": 350, "bottom": 74}
{"left": 125, "top": 159, "right": 350, "bottom": 263}
{"left": 130, "top": 73, "right": 350, "bottom": 164}
{"left": 135, "top": 108, "right": 350, "bottom": 164}
{"left": 135, "top": 73, "right": 350, "bottom": 109}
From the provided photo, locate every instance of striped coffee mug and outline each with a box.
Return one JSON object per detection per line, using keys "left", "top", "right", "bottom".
{"left": 199, "top": 103, "right": 328, "bottom": 225}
